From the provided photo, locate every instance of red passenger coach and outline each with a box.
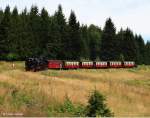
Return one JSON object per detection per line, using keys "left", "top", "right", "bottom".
{"left": 95, "top": 61, "right": 107, "bottom": 68}
{"left": 124, "top": 61, "right": 135, "bottom": 68}
{"left": 64, "top": 61, "right": 79, "bottom": 69}
{"left": 48, "top": 60, "right": 62, "bottom": 69}
{"left": 80, "top": 61, "right": 93, "bottom": 69}
{"left": 110, "top": 61, "right": 122, "bottom": 68}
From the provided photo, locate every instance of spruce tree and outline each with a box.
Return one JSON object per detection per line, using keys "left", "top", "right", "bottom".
{"left": 8, "top": 7, "right": 21, "bottom": 60}
{"left": 135, "top": 34, "right": 145, "bottom": 64}
{"left": 100, "top": 18, "right": 117, "bottom": 61}
{"left": 19, "top": 8, "right": 34, "bottom": 59}
{"left": 122, "top": 28, "right": 138, "bottom": 62}
{"left": 68, "top": 11, "right": 82, "bottom": 60}
{"left": 86, "top": 90, "right": 113, "bottom": 117}
{"left": 40, "top": 8, "right": 50, "bottom": 57}
{"left": 116, "top": 28, "right": 125, "bottom": 61}
{"left": 88, "top": 25, "right": 102, "bottom": 61}
{"left": 54, "top": 5, "right": 68, "bottom": 59}
{"left": 80, "top": 25, "right": 90, "bottom": 60}
{"left": 28, "top": 6, "right": 41, "bottom": 57}
{"left": 46, "top": 16, "right": 61, "bottom": 59}
{"left": 0, "top": 6, "right": 11, "bottom": 60}
{"left": 145, "top": 41, "right": 150, "bottom": 65}
{"left": 0, "top": 9, "right": 4, "bottom": 23}
{"left": 0, "top": 5, "right": 149, "bottom": 62}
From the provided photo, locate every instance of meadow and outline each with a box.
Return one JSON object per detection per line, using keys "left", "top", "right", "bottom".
{"left": 0, "top": 61, "right": 150, "bottom": 116}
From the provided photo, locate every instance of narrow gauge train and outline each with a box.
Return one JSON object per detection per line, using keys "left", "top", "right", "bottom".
{"left": 48, "top": 60, "right": 136, "bottom": 69}
{"left": 25, "top": 58, "right": 136, "bottom": 71}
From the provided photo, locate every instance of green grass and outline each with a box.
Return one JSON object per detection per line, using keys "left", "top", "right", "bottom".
{"left": 125, "top": 79, "right": 150, "bottom": 88}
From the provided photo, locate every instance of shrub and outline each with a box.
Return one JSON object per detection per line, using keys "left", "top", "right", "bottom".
{"left": 6, "top": 53, "right": 19, "bottom": 61}
{"left": 57, "top": 95, "right": 85, "bottom": 116}
{"left": 86, "top": 89, "right": 114, "bottom": 117}
{"left": 0, "top": 96, "right": 4, "bottom": 105}
{"left": 11, "top": 89, "right": 36, "bottom": 109}
{"left": 59, "top": 95, "right": 75, "bottom": 113}
{"left": 73, "top": 104, "right": 85, "bottom": 116}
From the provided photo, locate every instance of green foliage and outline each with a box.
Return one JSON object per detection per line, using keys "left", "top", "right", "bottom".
{"left": 68, "top": 11, "right": 82, "bottom": 60}
{"left": 59, "top": 95, "right": 75, "bottom": 113}
{"left": 116, "top": 28, "right": 144, "bottom": 63}
{"left": 80, "top": 25, "right": 90, "bottom": 59}
{"left": 56, "top": 95, "right": 85, "bottom": 116}
{"left": 0, "top": 96, "right": 4, "bottom": 105}
{"left": 100, "top": 18, "right": 117, "bottom": 61}
{"left": 125, "top": 79, "right": 150, "bottom": 88}
{"left": 28, "top": 6, "right": 41, "bottom": 57}
{"left": 0, "top": 81, "right": 16, "bottom": 88}
{"left": 8, "top": 7, "right": 22, "bottom": 59}
{"left": 88, "top": 24, "right": 102, "bottom": 61}
{"left": 0, "top": 6, "right": 11, "bottom": 59}
{"left": 0, "top": 6, "right": 149, "bottom": 64}
{"left": 122, "top": 28, "right": 139, "bottom": 62}
{"left": 135, "top": 35, "right": 145, "bottom": 64}
{"left": 6, "top": 53, "right": 19, "bottom": 61}
{"left": 119, "top": 54, "right": 124, "bottom": 61}
{"left": 86, "top": 89, "right": 114, "bottom": 117}
{"left": 0, "top": 9, "right": 4, "bottom": 22}
{"left": 144, "top": 41, "right": 150, "bottom": 65}
{"left": 11, "top": 88, "right": 36, "bottom": 108}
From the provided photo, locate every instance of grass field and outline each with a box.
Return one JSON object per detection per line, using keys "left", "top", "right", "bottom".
{"left": 0, "top": 61, "right": 150, "bottom": 116}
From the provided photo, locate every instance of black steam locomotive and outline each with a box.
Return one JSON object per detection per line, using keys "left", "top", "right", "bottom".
{"left": 25, "top": 58, "right": 48, "bottom": 72}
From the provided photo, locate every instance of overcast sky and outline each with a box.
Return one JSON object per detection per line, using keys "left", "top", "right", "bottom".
{"left": 0, "top": 0, "right": 150, "bottom": 42}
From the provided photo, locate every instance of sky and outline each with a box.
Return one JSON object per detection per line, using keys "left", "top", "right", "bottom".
{"left": 0, "top": 0, "right": 150, "bottom": 42}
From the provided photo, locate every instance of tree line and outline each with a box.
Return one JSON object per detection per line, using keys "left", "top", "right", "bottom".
{"left": 0, "top": 5, "right": 150, "bottom": 64}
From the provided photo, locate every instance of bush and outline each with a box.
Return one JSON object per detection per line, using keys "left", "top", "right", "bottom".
{"left": 57, "top": 95, "right": 85, "bottom": 116}
{"left": 6, "top": 53, "right": 19, "bottom": 61}
{"left": 59, "top": 95, "right": 75, "bottom": 113}
{"left": 11, "top": 88, "right": 36, "bottom": 109}
{"left": 0, "top": 96, "right": 4, "bottom": 105}
{"left": 86, "top": 89, "right": 114, "bottom": 117}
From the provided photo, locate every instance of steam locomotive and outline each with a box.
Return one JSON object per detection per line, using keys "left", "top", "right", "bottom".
{"left": 25, "top": 58, "right": 136, "bottom": 72}
{"left": 25, "top": 58, "right": 48, "bottom": 72}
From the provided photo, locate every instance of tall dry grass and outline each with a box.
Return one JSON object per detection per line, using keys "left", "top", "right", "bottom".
{"left": 0, "top": 61, "right": 150, "bottom": 116}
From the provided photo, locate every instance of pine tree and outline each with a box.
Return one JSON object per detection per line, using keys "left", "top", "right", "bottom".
{"left": 117, "top": 28, "right": 140, "bottom": 62}
{"left": 0, "top": 9, "right": 4, "bottom": 23}
{"left": 28, "top": 6, "right": 41, "bottom": 57}
{"left": 88, "top": 25, "right": 102, "bottom": 61}
{"left": 46, "top": 16, "right": 61, "bottom": 59}
{"left": 100, "top": 18, "right": 117, "bottom": 61}
{"left": 144, "top": 41, "right": 150, "bottom": 65}
{"left": 8, "top": 7, "right": 21, "bottom": 60}
{"left": 80, "top": 25, "right": 90, "bottom": 60}
{"left": 54, "top": 5, "right": 68, "bottom": 59}
{"left": 135, "top": 34, "right": 145, "bottom": 64}
{"left": 0, "top": 6, "right": 11, "bottom": 60}
{"left": 68, "top": 11, "right": 82, "bottom": 60}
{"left": 86, "top": 89, "right": 113, "bottom": 117}
{"left": 116, "top": 28, "right": 125, "bottom": 61}
{"left": 0, "top": 5, "right": 149, "bottom": 62}
{"left": 122, "top": 28, "right": 138, "bottom": 62}
{"left": 19, "top": 8, "right": 34, "bottom": 59}
{"left": 40, "top": 8, "right": 50, "bottom": 57}
{"left": 46, "top": 5, "right": 69, "bottom": 59}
